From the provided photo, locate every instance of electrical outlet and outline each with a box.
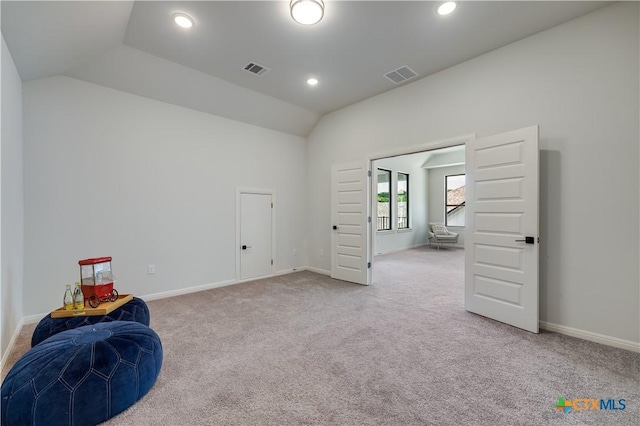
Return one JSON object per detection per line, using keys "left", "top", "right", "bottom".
{"left": 320, "top": 248, "right": 324, "bottom": 257}
{"left": 293, "top": 248, "right": 297, "bottom": 256}
{"left": 148, "top": 264, "right": 156, "bottom": 275}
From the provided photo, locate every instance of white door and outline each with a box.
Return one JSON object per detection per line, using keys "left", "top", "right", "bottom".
{"left": 331, "top": 161, "right": 370, "bottom": 285}
{"left": 240, "top": 192, "right": 273, "bottom": 280}
{"left": 465, "top": 126, "right": 539, "bottom": 333}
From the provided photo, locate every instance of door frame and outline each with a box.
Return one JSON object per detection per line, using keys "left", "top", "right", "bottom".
{"left": 235, "top": 187, "right": 276, "bottom": 281}
{"left": 366, "top": 133, "right": 475, "bottom": 275}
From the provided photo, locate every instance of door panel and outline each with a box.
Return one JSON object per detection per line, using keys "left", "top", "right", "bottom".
{"left": 465, "top": 126, "right": 539, "bottom": 333}
{"left": 240, "top": 192, "right": 272, "bottom": 280}
{"left": 331, "top": 161, "right": 370, "bottom": 285}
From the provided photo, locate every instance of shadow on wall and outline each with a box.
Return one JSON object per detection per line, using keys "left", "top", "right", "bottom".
{"left": 539, "top": 147, "right": 562, "bottom": 324}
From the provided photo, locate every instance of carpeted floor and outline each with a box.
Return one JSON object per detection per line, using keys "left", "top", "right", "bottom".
{"left": 3, "top": 246, "right": 639, "bottom": 425}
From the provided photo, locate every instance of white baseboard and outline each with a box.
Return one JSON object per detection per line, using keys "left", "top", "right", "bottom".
{"left": 303, "top": 266, "right": 331, "bottom": 276}
{"left": 1, "top": 317, "right": 24, "bottom": 371}
{"left": 375, "top": 243, "right": 429, "bottom": 256}
{"left": 142, "top": 267, "right": 309, "bottom": 301}
{"left": 428, "top": 243, "right": 465, "bottom": 249}
{"left": 23, "top": 312, "right": 48, "bottom": 325}
{"left": 141, "top": 278, "right": 238, "bottom": 302}
{"left": 540, "top": 321, "right": 640, "bottom": 353}
{"left": 275, "top": 268, "right": 301, "bottom": 276}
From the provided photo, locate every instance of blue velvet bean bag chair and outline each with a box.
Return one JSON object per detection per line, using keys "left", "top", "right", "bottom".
{"left": 31, "top": 297, "right": 150, "bottom": 347}
{"left": 1, "top": 321, "right": 162, "bottom": 426}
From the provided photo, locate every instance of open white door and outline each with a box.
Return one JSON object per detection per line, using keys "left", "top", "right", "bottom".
{"left": 331, "top": 161, "right": 370, "bottom": 285}
{"left": 465, "top": 126, "right": 539, "bottom": 333}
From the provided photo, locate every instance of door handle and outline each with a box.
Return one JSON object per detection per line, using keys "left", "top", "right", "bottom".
{"left": 515, "top": 236, "right": 535, "bottom": 244}
{"left": 333, "top": 225, "right": 339, "bottom": 230}
{"left": 242, "top": 245, "right": 252, "bottom": 250}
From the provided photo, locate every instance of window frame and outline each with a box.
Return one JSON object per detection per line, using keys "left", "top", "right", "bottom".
{"left": 397, "top": 172, "right": 409, "bottom": 229}
{"left": 445, "top": 173, "right": 466, "bottom": 227}
{"left": 376, "top": 168, "right": 392, "bottom": 231}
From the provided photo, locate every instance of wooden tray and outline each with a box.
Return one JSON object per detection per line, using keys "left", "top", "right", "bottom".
{"left": 51, "top": 294, "right": 133, "bottom": 318}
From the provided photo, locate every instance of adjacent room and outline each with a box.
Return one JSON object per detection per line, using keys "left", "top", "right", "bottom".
{"left": 373, "top": 145, "right": 466, "bottom": 257}
{"left": 1, "top": 1, "right": 639, "bottom": 425}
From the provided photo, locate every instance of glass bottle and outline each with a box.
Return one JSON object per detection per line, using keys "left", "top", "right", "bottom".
{"left": 73, "top": 282, "right": 84, "bottom": 310}
{"left": 63, "top": 284, "right": 74, "bottom": 310}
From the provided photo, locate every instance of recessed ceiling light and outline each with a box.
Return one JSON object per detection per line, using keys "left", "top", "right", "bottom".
{"left": 290, "top": 0, "right": 325, "bottom": 25}
{"left": 173, "top": 13, "right": 194, "bottom": 29}
{"left": 307, "top": 78, "right": 319, "bottom": 86}
{"left": 437, "top": 2, "right": 457, "bottom": 16}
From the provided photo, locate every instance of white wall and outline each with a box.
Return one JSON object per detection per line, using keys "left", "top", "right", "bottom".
{"left": 374, "top": 154, "right": 429, "bottom": 254}
{"left": 428, "top": 164, "right": 465, "bottom": 247}
{"left": 307, "top": 3, "right": 639, "bottom": 344}
{"left": 66, "top": 45, "right": 320, "bottom": 137}
{"left": 421, "top": 149, "right": 464, "bottom": 169}
{"left": 1, "top": 36, "right": 24, "bottom": 358}
{"left": 22, "top": 76, "right": 307, "bottom": 317}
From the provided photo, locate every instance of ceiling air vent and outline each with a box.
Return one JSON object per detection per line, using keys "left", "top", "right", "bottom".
{"left": 243, "top": 62, "right": 270, "bottom": 76}
{"left": 384, "top": 66, "right": 418, "bottom": 84}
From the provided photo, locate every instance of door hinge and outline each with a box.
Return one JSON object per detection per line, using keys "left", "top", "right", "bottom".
{"left": 368, "top": 216, "right": 372, "bottom": 223}
{"left": 367, "top": 262, "right": 371, "bottom": 269}
{"left": 367, "top": 170, "right": 372, "bottom": 177}
{"left": 271, "top": 259, "right": 273, "bottom": 265}
{"left": 271, "top": 202, "right": 273, "bottom": 208}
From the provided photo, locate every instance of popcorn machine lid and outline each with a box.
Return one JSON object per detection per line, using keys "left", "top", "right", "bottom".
{"left": 79, "top": 257, "right": 112, "bottom": 265}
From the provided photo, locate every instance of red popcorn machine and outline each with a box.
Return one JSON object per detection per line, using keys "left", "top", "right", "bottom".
{"left": 79, "top": 257, "right": 118, "bottom": 308}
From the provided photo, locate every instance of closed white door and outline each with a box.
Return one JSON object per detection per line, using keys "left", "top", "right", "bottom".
{"left": 240, "top": 192, "right": 272, "bottom": 280}
{"left": 465, "top": 126, "right": 539, "bottom": 333}
{"left": 331, "top": 161, "right": 370, "bottom": 285}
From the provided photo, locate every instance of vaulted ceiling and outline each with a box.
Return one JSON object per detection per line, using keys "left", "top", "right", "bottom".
{"left": 1, "top": 1, "right": 609, "bottom": 136}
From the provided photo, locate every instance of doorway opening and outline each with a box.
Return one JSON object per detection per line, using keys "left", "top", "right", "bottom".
{"left": 370, "top": 144, "right": 466, "bottom": 286}
{"left": 332, "top": 127, "right": 539, "bottom": 333}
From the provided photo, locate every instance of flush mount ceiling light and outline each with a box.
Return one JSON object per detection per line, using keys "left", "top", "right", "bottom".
{"left": 290, "top": 0, "right": 324, "bottom": 25}
{"left": 437, "top": 1, "right": 457, "bottom": 16}
{"left": 172, "top": 13, "right": 194, "bottom": 29}
{"left": 307, "top": 78, "right": 319, "bottom": 86}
